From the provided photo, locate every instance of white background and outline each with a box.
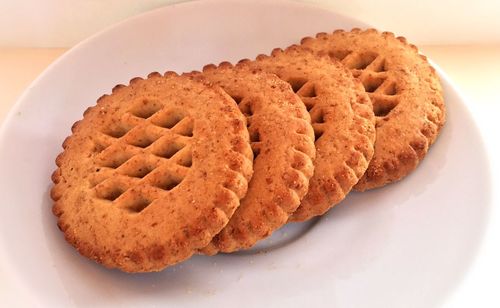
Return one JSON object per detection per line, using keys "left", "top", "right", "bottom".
{"left": 1, "top": 0, "right": 500, "bottom": 47}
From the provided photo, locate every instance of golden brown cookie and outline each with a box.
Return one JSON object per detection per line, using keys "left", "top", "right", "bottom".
{"left": 50, "top": 72, "right": 253, "bottom": 272}
{"left": 242, "top": 47, "right": 376, "bottom": 222}
{"left": 299, "top": 28, "right": 446, "bottom": 191}
{"left": 186, "top": 64, "right": 316, "bottom": 253}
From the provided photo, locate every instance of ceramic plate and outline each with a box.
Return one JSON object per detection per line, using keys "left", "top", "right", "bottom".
{"left": 0, "top": 0, "right": 491, "bottom": 307}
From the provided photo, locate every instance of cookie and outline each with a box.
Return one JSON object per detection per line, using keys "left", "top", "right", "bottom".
{"left": 299, "top": 28, "right": 446, "bottom": 191}
{"left": 50, "top": 72, "right": 253, "bottom": 272}
{"left": 186, "top": 64, "right": 316, "bottom": 253}
{"left": 242, "top": 47, "right": 376, "bottom": 221}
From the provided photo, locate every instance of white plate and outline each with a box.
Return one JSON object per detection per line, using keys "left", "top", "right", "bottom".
{"left": 0, "top": 0, "right": 491, "bottom": 307}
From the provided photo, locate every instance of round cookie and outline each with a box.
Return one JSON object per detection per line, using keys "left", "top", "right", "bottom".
{"left": 186, "top": 64, "right": 316, "bottom": 253}
{"left": 299, "top": 28, "right": 446, "bottom": 191}
{"left": 50, "top": 72, "right": 253, "bottom": 272}
{"left": 242, "top": 47, "right": 376, "bottom": 222}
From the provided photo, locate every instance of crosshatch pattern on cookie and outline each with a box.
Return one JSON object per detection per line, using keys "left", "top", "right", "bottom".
{"left": 324, "top": 47, "right": 400, "bottom": 117}
{"left": 299, "top": 28, "right": 446, "bottom": 191}
{"left": 286, "top": 79, "right": 335, "bottom": 143}
{"left": 90, "top": 105, "right": 194, "bottom": 213}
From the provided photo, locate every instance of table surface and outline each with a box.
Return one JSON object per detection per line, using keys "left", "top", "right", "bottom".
{"left": 1, "top": 46, "right": 499, "bottom": 307}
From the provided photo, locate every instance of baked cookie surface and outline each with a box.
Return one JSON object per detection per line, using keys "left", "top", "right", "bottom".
{"left": 187, "top": 64, "right": 315, "bottom": 253}
{"left": 242, "top": 47, "right": 376, "bottom": 221}
{"left": 51, "top": 72, "right": 253, "bottom": 272}
{"left": 300, "top": 28, "right": 446, "bottom": 191}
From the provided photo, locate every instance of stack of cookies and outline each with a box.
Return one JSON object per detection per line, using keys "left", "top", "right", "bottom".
{"left": 50, "top": 28, "right": 446, "bottom": 273}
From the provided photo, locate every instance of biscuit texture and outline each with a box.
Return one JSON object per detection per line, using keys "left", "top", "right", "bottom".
{"left": 187, "top": 64, "right": 316, "bottom": 253}
{"left": 300, "top": 28, "right": 446, "bottom": 191}
{"left": 242, "top": 47, "right": 376, "bottom": 221}
{"left": 51, "top": 72, "right": 253, "bottom": 272}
